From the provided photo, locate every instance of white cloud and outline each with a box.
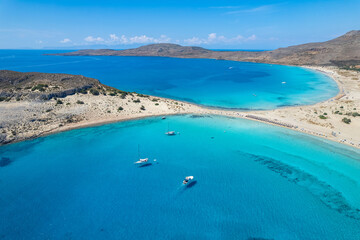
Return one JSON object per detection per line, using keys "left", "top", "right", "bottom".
{"left": 226, "top": 3, "right": 281, "bottom": 14}
{"left": 84, "top": 36, "right": 104, "bottom": 42}
{"left": 129, "top": 35, "right": 155, "bottom": 44}
{"left": 60, "top": 38, "right": 71, "bottom": 43}
{"left": 208, "top": 33, "right": 217, "bottom": 41}
{"left": 109, "top": 34, "right": 118, "bottom": 41}
{"left": 184, "top": 33, "right": 256, "bottom": 45}
{"left": 184, "top": 37, "right": 204, "bottom": 45}
{"left": 79, "top": 33, "right": 254, "bottom": 46}
{"left": 105, "top": 34, "right": 170, "bottom": 45}
{"left": 248, "top": 34, "right": 257, "bottom": 41}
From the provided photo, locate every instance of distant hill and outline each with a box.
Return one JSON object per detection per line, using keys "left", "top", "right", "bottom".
{"left": 50, "top": 31, "right": 360, "bottom": 68}
{"left": 245, "top": 30, "right": 360, "bottom": 66}
{"left": 51, "top": 43, "right": 212, "bottom": 57}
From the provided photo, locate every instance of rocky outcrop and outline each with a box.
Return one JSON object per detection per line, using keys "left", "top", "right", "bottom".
{"left": 0, "top": 70, "right": 102, "bottom": 101}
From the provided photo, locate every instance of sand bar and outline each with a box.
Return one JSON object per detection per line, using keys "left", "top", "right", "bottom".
{"left": 0, "top": 66, "right": 359, "bottom": 149}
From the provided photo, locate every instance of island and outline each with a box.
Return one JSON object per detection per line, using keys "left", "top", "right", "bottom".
{"left": 1, "top": 31, "right": 360, "bottom": 148}
{"left": 50, "top": 30, "right": 360, "bottom": 69}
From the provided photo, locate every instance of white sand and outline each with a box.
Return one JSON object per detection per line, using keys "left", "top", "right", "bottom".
{"left": 1, "top": 66, "right": 359, "bottom": 149}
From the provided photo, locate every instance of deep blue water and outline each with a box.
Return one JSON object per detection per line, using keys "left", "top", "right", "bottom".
{"left": 0, "top": 50, "right": 338, "bottom": 110}
{"left": 1, "top": 115, "right": 360, "bottom": 240}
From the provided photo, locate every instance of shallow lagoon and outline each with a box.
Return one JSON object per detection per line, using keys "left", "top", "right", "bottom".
{"left": 0, "top": 50, "right": 338, "bottom": 109}
{"left": 1, "top": 115, "right": 360, "bottom": 240}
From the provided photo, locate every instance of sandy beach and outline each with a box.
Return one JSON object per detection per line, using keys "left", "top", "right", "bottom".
{"left": 1, "top": 66, "right": 359, "bottom": 149}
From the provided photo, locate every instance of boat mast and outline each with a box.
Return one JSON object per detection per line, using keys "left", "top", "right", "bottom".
{"left": 138, "top": 144, "right": 140, "bottom": 159}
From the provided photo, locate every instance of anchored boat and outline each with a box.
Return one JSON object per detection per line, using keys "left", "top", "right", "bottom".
{"left": 165, "top": 123, "right": 176, "bottom": 135}
{"left": 134, "top": 145, "right": 149, "bottom": 165}
{"left": 183, "top": 176, "right": 194, "bottom": 185}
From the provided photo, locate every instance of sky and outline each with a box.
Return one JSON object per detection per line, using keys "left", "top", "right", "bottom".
{"left": 0, "top": 0, "right": 359, "bottom": 49}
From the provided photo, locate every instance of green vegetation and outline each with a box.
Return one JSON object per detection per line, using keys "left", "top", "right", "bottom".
{"left": 78, "top": 88, "right": 88, "bottom": 94}
{"left": 120, "top": 92, "right": 127, "bottom": 99}
{"left": 118, "top": 106, "right": 124, "bottom": 111}
{"left": 31, "top": 84, "right": 48, "bottom": 92}
{"left": 133, "top": 99, "right": 141, "bottom": 103}
{"left": 319, "top": 115, "right": 327, "bottom": 119}
{"left": 155, "top": 103, "right": 159, "bottom": 106}
{"left": 90, "top": 88, "right": 100, "bottom": 95}
{"left": 0, "top": 97, "right": 11, "bottom": 102}
{"left": 56, "top": 99, "right": 63, "bottom": 105}
{"left": 45, "top": 109, "right": 52, "bottom": 112}
{"left": 76, "top": 100, "right": 84, "bottom": 104}
{"left": 342, "top": 117, "right": 351, "bottom": 124}
{"left": 323, "top": 112, "right": 327, "bottom": 115}
{"left": 341, "top": 66, "right": 360, "bottom": 72}
{"left": 137, "top": 93, "right": 148, "bottom": 98}
{"left": 140, "top": 105, "right": 146, "bottom": 111}
{"left": 152, "top": 98, "right": 159, "bottom": 102}
{"left": 334, "top": 109, "right": 360, "bottom": 117}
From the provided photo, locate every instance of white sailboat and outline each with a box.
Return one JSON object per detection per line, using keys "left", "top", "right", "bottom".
{"left": 134, "top": 145, "right": 149, "bottom": 164}
{"left": 165, "top": 123, "right": 176, "bottom": 135}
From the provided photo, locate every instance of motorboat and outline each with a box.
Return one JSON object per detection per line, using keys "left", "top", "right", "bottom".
{"left": 183, "top": 176, "right": 194, "bottom": 185}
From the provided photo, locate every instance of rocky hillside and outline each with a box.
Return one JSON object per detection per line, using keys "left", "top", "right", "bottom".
{"left": 243, "top": 30, "right": 360, "bottom": 66}
{"left": 0, "top": 70, "right": 104, "bottom": 101}
{"left": 49, "top": 43, "right": 212, "bottom": 57}
{"left": 51, "top": 31, "right": 360, "bottom": 68}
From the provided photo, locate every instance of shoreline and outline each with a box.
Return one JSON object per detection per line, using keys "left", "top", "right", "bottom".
{"left": 0, "top": 65, "right": 359, "bottom": 150}
{"left": 242, "top": 65, "right": 360, "bottom": 149}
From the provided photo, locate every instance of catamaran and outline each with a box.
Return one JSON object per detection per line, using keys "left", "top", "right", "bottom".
{"left": 183, "top": 176, "right": 194, "bottom": 185}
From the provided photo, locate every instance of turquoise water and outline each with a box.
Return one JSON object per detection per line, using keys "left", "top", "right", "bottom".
{"left": 0, "top": 50, "right": 338, "bottom": 109}
{"left": 1, "top": 115, "right": 360, "bottom": 239}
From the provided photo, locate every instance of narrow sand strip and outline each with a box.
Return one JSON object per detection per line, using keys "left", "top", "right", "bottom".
{"left": 0, "top": 66, "right": 359, "bottom": 149}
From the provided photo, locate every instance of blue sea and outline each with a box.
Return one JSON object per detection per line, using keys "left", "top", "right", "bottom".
{"left": 1, "top": 115, "right": 360, "bottom": 239}
{"left": 1, "top": 50, "right": 359, "bottom": 239}
{"left": 0, "top": 50, "right": 338, "bottom": 110}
